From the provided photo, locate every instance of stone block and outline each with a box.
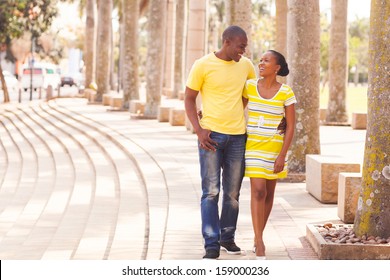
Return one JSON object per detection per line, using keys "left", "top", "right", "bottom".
{"left": 89, "top": 91, "right": 97, "bottom": 103}
{"left": 110, "top": 96, "right": 123, "bottom": 109}
{"left": 163, "top": 88, "right": 173, "bottom": 98}
{"left": 103, "top": 94, "right": 112, "bottom": 106}
{"left": 84, "top": 88, "right": 95, "bottom": 100}
{"left": 306, "top": 224, "right": 390, "bottom": 260}
{"left": 179, "top": 90, "right": 185, "bottom": 100}
{"left": 319, "top": 108, "right": 327, "bottom": 123}
{"left": 158, "top": 106, "right": 172, "bottom": 122}
{"left": 169, "top": 108, "right": 186, "bottom": 126}
{"left": 130, "top": 100, "right": 145, "bottom": 115}
{"left": 338, "top": 173, "right": 362, "bottom": 223}
{"left": 306, "top": 155, "right": 360, "bottom": 203}
{"left": 351, "top": 113, "right": 367, "bottom": 129}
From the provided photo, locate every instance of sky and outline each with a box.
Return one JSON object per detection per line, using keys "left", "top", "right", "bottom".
{"left": 56, "top": 0, "right": 372, "bottom": 30}
{"left": 320, "top": 0, "right": 371, "bottom": 21}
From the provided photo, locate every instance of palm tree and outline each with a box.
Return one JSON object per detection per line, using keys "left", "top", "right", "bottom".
{"left": 121, "top": 0, "right": 139, "bottom": 109}
{"left": 172, "top": 0, "right": 186, "bottom": 99}
{"left": 275, "top": 0, "right": 287, "bottom": 84}
{"left": 286, "top": 0, "right": 321, "bottom": 181}
{"left": 326, "top": 0, "right": 348, "bottom": 123}
{"left": 275, "top": 0, "right": 287, "bottom": 56}
{"left": 225, "top": 0, "right": 252, "bottom": 58}
{"left": 95, "top": 0, "right": 112, "bottom": 101}
{"left": 84, "top": 0, "right": 96, "bottom": 88}
{"left": 354, "top": 0, "right": 390, "bottom": 238}
{"left": 144, "top": 0, "right": 167, "bottom": 118}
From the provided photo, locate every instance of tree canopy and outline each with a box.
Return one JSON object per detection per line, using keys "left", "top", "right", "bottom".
{"left": 0, "top": 0, "right": 58, "bottom": 44}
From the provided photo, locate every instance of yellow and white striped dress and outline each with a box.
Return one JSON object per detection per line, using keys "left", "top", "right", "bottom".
{"left": 244, "top": 79, "right": 297, "bottom": 179}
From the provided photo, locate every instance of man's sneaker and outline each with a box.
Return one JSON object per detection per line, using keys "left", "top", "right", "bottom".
{"left": 220, "top": 241, "right": 242, "bottom": 255}
{"left": 203, "top": 249, "right": 220, "bottom": 259}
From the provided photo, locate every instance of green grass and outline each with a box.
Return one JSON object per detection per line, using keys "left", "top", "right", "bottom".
{"left": 320, "top": 84, "right": 368, "bottom": 121}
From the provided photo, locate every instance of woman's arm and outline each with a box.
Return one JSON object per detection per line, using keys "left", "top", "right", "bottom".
{"left": 273, "top": 104, "right": 296, "bottom": 173}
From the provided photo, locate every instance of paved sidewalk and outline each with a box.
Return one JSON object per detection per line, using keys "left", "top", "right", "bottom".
{"left": 0, "top": 98, "right": 366, "bottom": 260}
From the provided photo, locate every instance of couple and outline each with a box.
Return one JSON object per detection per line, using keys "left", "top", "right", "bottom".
{"left": 184, "top": 25, "right": 297, "bottom": 260}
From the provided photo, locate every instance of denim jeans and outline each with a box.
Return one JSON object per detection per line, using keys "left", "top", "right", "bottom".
{"left": 198, "top": 131, "right": 246, "bottom": 250}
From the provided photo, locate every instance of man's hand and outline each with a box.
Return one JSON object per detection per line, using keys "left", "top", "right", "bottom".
{"left": 197, "top": 128, "right": 217, "bottom": 151}
{"left": 277, "top": 116, "right": 286, "bottom": 135}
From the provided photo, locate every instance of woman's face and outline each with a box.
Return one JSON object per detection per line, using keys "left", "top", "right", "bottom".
{"left": 258, "top": 52, "right": 280, "bottom": 77}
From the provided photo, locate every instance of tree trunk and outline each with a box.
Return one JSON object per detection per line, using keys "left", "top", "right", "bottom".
{"left": 84, "top": 0, "right": 96, "bottom": 88}
{"left": 354, "top": 1, "right": 390, "bottom": 238}
{"left": 326, "top": 0, "right": 348, "bottom": 123}
{"left": 225, "top": 0, "right": 252, "bottom": 58}
{"left": 286, "top": 0, "right": 321, "bottom": 180}
{"left": 95, "top": 0, "right": 112, "bottom": 101}
{"left": 144, "top": 0, "right": 167, "bottom": 118}
{"left": 275, "top": 0, "right": 287, "bottom": 84}
{"left": 172, "top": 0, "right": 186, "bottom": 99}
{"left": 0, "top": 64, "right": 10, "bottom": 103}
{"left": 275, "top": 0, "right": 287, "bottom": 55}
{"left": 122, "top": 0, "right": 139, "bottom": 109}
{"left": 163, "top": 0, "right": 175, "bottom": 93}
{"left": 353, "top": 64, "right": 359, "bottom": 86}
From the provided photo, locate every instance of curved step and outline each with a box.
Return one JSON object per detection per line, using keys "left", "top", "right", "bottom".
{"left": 39, "top": 102, "right": 149, "bottom": 260}
{"left": 48, "top": 99, "right": 169, "bottom": 260}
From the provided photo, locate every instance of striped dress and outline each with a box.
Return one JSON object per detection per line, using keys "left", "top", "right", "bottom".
{"left": 244, "top": 79, "right": 297, "bottom": 179}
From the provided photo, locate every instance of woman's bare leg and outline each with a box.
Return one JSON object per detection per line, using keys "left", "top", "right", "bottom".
{"left": 251, "top": 178, "right": 277, "bottom": 256}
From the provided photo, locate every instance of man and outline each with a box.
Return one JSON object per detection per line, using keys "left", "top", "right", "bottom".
{"left": 184, "top": 26, "right": 256, "bottom": 259}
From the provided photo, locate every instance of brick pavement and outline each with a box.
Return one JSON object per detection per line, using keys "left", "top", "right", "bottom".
{"left": 0, "top": 98, "right": 366, "bottom": 260}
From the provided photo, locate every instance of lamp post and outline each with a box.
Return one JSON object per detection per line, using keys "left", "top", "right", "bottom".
{"left": 29, "top": 38, "right": 34, "bottom": 101}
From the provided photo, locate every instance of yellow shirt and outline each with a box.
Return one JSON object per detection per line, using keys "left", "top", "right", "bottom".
{"left": 186, "top": 53, "right": 256, "bottom": 135}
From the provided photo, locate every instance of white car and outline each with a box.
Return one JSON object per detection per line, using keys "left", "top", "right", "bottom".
{"left": 1, "top": 71, "right": 19, "bottom": 93}
{"left": 21, "top": 63, "right": 61, "bottom": 92}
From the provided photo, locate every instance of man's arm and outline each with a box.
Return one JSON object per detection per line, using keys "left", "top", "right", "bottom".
{"left": 184, "top": 87, "right": 217, "bottom": 151}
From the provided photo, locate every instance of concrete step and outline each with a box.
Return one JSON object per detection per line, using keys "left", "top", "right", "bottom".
{"left": 51, "top": 98, "right": 202, "bottom": 259}
{"left": 38, "top": 102, "right": 148, "bottom": 260}
{"left": 48, "top": 99, "right": 169, "bottom": 260}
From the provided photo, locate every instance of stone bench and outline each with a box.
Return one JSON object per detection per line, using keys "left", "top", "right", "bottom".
{"left": 158, "top": 105, "right": 173, "bottom": 122}
{"left": 85, "top": 89, "right": 97, "bottom": 102}
{"left": 103, "top": 93, "right": 112, "bottom": 106}
{"left": 163, "top": 87, "right": 173, "bottom": 98}
{"left": 179, "top": 90, "right": 185, "bottom": 100}
{"left": 169, "top": 108, "right": 186, "bottom": 126}
{"left": 109, "top": 96, "right": 123, "bottom": 109}
{"left": 130, "top": 100, "right": 145, "bottom": 115}
{"left": 351, "top": 113, "right": 367, "bottom": 129}
{"left": 319, "top": 108, "right": 327, "bottom": 124}
{"left": 306, "top": 155, "right": 361, "bottom": 203}
{"left": 337, "top": 172, "right": 362, "bottom": 223}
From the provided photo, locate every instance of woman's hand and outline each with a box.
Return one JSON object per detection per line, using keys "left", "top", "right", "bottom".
{"left": 273, "top": 154, "right": 286, "bottom": 173}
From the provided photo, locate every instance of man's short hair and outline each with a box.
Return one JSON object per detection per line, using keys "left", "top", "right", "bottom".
{"left": 222, "top": 25, "right": 247, "bottom": 42}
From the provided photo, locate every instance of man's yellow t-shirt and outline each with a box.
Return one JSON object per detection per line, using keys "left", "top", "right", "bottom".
{"left": 186, "top": 53, "right": 256, "bottom": 135}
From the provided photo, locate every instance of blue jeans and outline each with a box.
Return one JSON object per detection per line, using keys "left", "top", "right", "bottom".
{"left": 198, "top": 131, "right": 246, "bottom": 250}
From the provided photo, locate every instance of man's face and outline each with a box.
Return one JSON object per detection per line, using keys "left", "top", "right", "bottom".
{"left": 226, "top": 35, "right": 248, "bottom": 62}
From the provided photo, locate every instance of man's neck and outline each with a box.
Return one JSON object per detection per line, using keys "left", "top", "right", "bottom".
{"left": 214, "top": 50, "right": 231, "bottom": 61}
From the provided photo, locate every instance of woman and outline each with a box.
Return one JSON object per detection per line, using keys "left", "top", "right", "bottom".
{"left": 243, "top": 50, "right": 296, "bottom": 259}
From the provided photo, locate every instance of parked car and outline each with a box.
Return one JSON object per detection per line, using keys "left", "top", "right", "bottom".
{"left": 0, "top": 71, "right": 19, "bottom": 93}
{"left": 61, "top": 72, "right": 85, "bottom": 89}
{"left": 61, "top": 75, "right": 75, "bottom": 87}
{"left": 21, "top": 63, "right": 60, "bottom": 92}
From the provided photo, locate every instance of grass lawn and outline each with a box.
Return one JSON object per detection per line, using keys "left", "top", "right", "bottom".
{"left": 320, "top": 84, "right": 368, "bottom": 122}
